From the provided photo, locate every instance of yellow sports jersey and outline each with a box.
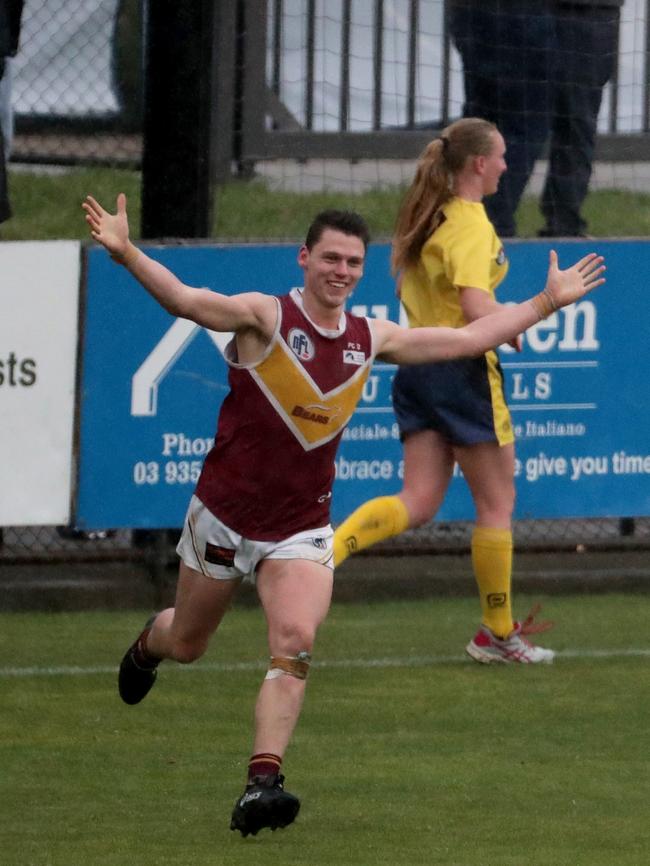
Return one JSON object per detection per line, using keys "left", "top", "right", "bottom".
{"left": 398, "top": 197, "right": 513, "bottom": 447}
{"left": 400, "top": 197, "right": 508, "bottom": 329}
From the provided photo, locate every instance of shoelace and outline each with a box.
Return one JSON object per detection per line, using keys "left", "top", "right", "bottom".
{"left": 517, "top": 603, "right": 554, "bottom": 636}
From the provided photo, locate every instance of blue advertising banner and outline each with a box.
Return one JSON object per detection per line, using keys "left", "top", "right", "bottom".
{"left": 77, "top": 240, "right": 650, "bottom": 528}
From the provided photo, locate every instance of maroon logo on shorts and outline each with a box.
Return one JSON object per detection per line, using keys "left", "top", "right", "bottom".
{"left": 205, "top": 543, "right": 235, "bottom": 566}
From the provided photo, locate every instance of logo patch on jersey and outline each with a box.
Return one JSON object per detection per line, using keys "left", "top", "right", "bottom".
{"left": 204, "top": 543, "right": 236, "bottom": 567}
{"left": 292, "top": 403, "right": 341, "bottom": 425}
{"left": 343, "top": 349, "right": 366, "bottom": 365}
{"left": 288, "top": 328, "right": 315, "bottom": 361}
{"left": 496, "top": 247, "right": 506, "bottom": 266}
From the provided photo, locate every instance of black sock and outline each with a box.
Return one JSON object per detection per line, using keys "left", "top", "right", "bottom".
{"left": 132, "top": 628, "right": 159, "bottom": 669}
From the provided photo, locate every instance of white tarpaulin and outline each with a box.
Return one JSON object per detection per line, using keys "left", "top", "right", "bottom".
{"left": 13, "top": 0, "right": 120, "bottom": 117}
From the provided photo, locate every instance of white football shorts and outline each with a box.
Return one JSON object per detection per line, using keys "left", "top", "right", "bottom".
{"left": 176, "top": 495, "right": 334, "bottom": 583}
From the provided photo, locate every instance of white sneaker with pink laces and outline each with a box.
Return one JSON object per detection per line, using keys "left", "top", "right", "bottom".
{"left": 466, "top": 605, "right": 555, "bottom": 664}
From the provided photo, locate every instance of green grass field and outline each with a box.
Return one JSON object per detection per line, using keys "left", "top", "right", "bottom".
{"left": 2, "top": 593, "right": 650, "bottom": 866}
{"left": 3, "top": 164, "right": 648, "bottom": 865}
{"left": 3, "top": 166, "right": 650, "bottom": 241}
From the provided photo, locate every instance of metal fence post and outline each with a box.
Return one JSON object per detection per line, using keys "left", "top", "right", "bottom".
{"left": 141, "top": 0, "right": 222, "bottom": 238}
{"left": 236, "top": 0, "right": 269, "bottom": 175}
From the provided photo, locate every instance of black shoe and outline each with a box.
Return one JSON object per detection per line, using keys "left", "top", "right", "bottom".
{"left": 230, "top": 774, "right": 301, "bottom": 837}
{"left": 118, "top": 614, "right": 160, "bottom": 705}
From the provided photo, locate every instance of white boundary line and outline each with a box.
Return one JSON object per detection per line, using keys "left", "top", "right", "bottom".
{"left": 2, "top": 648, "right": 650, "bottom": 678}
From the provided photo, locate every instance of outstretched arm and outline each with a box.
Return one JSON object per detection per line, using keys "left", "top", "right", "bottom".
{"left": 375, "top": 250, "right": 605, "bottom": 364}
{"left": 82, "top": 194, "right": 276, "bottom": 336}
{"left": 458, "top": 286, "right": 522, "bottom": 352}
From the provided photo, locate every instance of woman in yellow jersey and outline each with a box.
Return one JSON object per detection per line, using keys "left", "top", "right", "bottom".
{"left": 334, "top": 117, "right": 554, "bottom": 664}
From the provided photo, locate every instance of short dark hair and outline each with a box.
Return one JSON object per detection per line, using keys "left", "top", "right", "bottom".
{"left": 304, "top": 209, "right": 371, "bottom": 251}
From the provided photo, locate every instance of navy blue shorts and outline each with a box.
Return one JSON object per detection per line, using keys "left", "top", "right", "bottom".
{"left": 392, "top": 356, "right": 513, "bottom": 447}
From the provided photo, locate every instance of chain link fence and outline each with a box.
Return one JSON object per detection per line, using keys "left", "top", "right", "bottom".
{"left": 9, "top": 1, "right": 650, "bottom": 169}
{"left": 11, "top": 0, "right": 142, "bottom": 167}
{"left": 3, "top": 1, "right": 649, "bottom": 574}
{"left": 1, "top": 519, "right": 649, "bottom": 581}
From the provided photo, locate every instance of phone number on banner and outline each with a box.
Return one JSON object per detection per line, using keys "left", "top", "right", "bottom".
{"left": 133, "top": 461, "right": 203, "bottom": 485}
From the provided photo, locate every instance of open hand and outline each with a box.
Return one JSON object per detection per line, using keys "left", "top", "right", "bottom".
{"left": 544, "top": 249, "right": 606, "bottom": 309}
{"left": 82, "top": 193, "right": 130, "bottom": 261}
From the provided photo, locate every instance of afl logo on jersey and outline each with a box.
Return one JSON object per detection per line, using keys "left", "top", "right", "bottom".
{"left": 496, "top": 247, "right": 507, "bottom": 266}
{"left": 288, "top": 328, "right": 315, "bottom": 361}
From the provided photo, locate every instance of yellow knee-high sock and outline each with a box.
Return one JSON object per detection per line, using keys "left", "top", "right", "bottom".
{"left": 471, "top": 526, "right": 514, "bottom": 638}
{"left": 333, "top": 496, "right": 410, "bottom": 566}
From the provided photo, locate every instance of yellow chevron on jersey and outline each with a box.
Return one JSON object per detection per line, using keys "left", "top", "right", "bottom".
{"left": 250, "top": 337, "right": 371, "bottom": 451}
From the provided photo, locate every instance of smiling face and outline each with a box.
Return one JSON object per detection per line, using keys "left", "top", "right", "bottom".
{"left": 298, "top": 228, "right": 366, "bottom": 320}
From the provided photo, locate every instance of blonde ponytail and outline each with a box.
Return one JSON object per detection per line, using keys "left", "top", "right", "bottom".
{"left": 391, "top": 117, "right": 498, "bottom": 274}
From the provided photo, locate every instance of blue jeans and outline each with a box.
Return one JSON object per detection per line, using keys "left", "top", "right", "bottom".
{"left": 540, "top": 4, "right": 620, "bottom": 235}
{"left": 449, "top": 1, "right": 620, "bottom": 236}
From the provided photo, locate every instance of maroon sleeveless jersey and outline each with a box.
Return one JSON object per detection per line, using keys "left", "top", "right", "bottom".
{"left": 195, "top": 289, "right": 375, "bottom": 540}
